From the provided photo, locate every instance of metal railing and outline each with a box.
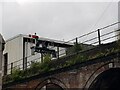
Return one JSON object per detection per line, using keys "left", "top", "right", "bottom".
{"left": 4, "top": 22, "right": 120, "bottom": 75}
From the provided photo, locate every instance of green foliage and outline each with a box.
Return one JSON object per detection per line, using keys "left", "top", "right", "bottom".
{"left": 3, "top": 74, "right": 12, "bottom": 83}
{"left": 28, "top": 54, "right": 51, "bottom": 75}
{"left": 64, "top": 54, "right": 88, "bottom": 67}
{"left": 76, "top": 55, "right": 88, "bottom": 62}
{"left": 73, "top": 43, "right": 82, "bottom": 53}
{"left": 4, "top": 42, "right": 120, "bottom": 83}
{"left": 11, "top": 68, "right": 22, "bottom": 81}
{"left": 27, "top": 54, "right": 51, "bottom": 75}
{"left": 66, "top": 43, "right": 82, "bottom": 55}
{"left": 42, "top": 54, "right": 51, "bottom": 72}
{"left": 29, "top": 61, "right": 41, "bottom": 75}
{"left": 43, "top": 54, "right": 51, "bottom": 63}
{"left": 65, "top": 59, "right": 76, "bottom": 67}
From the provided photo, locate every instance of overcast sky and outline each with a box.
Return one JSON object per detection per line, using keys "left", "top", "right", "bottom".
{"left": 1, "top": 0, "right": 120, "bottom": 41}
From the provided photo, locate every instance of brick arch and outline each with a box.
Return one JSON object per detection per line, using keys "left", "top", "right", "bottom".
{"left": 83, "top": 61, "right": 117, "bottom": 89}
{"left": 35, "top": 77, "right": 67, "bottom": 90}
{"left": 88, "top": 68, "right": 120, "bottom": 89}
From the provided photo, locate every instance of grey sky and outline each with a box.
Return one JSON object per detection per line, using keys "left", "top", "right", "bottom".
{"left": 1, "top": 1, "right": 119, "bottom": 41}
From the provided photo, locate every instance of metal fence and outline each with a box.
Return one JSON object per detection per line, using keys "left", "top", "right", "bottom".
{"left": 4, "top": 22, "right": 120, "bottom": 75}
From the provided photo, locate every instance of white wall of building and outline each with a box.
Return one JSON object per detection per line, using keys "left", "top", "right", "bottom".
{"left": 3, "top": 34, "right": 23, "bottom": 73}
{"left": 3, "top": 34, "right": 69, "bottom": 74}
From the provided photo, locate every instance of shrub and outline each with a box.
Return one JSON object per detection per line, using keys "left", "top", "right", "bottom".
{"left": 66, "top": 43, "right": 82, "bottom": 55}
{"left": 41, "top": 54, "right": 51, "bottom": 72}
{"left": 43, "top": 54, "right": 51, "bottom": 63}
{"left": 29, "top": 61, "right": 41, "bottom": 74}
{"left": 3, "top": 74, "right": 12, "bottom": 83}
{"left": 28, "top": 54, "right": 52, "bottom": 75}
{"left": 11, "top": 68, "right": 22, "bottom": 81}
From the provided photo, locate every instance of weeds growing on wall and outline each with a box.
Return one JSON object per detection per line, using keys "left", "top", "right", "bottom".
{"left": 3, "top": 41, "right": 120, "bottom": 83}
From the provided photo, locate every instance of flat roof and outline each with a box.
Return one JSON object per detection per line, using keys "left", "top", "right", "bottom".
{"left": 6, "top": 34, "right": 24, "bottom": 42}
{"left": 5, "top": 34, "right": 73, "bottom": 47}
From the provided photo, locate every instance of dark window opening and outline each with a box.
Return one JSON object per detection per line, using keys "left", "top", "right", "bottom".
{"left": 4, "top": 53, "right": 8, "bottom": 75}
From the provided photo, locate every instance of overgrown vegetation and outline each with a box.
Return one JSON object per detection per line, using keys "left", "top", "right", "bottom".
{"left": 3, "top": 41, "right": 120, "bottom": 83}
{"left": 3, "top": 54, "right": 52, "bottom": 83}
{"left": 66, "top": 43, "right": 82, "bottom": 55}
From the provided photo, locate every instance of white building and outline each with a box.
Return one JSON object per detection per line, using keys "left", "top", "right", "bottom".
{"left": 3, "top": 34, "right": 73, "bottom": 74}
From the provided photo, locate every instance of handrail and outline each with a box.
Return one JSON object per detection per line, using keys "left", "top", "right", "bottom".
{"left": 4, "top": 22, "right": 120, "bottom": 74}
